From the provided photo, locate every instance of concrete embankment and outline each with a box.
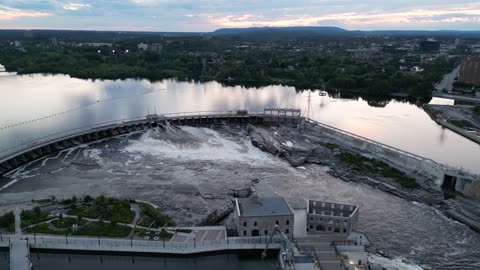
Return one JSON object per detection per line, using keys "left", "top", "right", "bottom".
{"left": 423, "top": 105, "right": 480, "bottom": 145}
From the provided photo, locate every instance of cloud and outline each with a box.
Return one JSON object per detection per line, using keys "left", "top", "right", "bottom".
{"left": 208, "top": 3, "right": 480, "bottom": 30}
{"left": 0, "top": 0, "right": 479, "bottom": 31}
{"left": 62, "top": 3, "right": 91, "bottom": 11}
{"left": 0, "top": 4, "right": 51, "bottom": 20}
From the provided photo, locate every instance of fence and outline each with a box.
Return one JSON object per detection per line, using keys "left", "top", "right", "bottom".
{"left": 0, "top": 110, "right": 262, "bottom": 163}
{"left": 2, "top": 234, "right": 282, "bottom": 254}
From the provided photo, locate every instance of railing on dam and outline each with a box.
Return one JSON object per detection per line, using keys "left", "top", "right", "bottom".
{"left": 304, "top": 118, "right": 479, "bottom": 180}
{"left": 0, "top": 110, "right": 264, "bottom": 163}
{"left": 1, "top": 234, "right": 282, "bottom": 254}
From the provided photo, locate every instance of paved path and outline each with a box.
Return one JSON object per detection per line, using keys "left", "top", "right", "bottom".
{"left": 15, "top": 207, "right": 21, "bottom": 235}
{"left": 10, "top": 239, "right": 30, "bottom": 270}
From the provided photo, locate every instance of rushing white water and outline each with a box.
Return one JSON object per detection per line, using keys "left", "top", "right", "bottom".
{"left": 369, "top": 254, "right": 424, "bottom": 270}
{"left": 124, "top": 126, "right": 278, "bottom": 166}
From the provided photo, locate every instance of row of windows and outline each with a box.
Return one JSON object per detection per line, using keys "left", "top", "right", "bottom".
{"left": 243, "top": 229, "right": 290, "bottom": 236}
{"left": 243, "top": 220, "right": 290, "bottom": 227}
{"left": 308, "top": 225, "right": 347, "bottom": 233}
{"left": 310, "top": 217, "right": 348, "bottom": 224}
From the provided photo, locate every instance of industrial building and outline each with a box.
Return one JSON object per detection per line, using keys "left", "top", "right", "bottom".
{"left": 306, "top": 200, "right": 359, "bottom": 235}
{"left": 459, "top": 57, "right": 480, "bottom": 85}
{"left": 235, "top": 197, "right": 294, "bottom": 237}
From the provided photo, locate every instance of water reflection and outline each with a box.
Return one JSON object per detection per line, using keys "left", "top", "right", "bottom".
{"left": 0, "top": 74, "right": 479, "bottom": 172}
{"left": 31, "top": 252, "right": 277, "bottom": 270}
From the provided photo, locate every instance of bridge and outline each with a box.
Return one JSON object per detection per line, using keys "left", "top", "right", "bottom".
{"left": 0, "top": 108, "right": 479, "bottom": 199}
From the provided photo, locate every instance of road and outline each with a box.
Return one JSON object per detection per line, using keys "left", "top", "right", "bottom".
{"left": 435, "top": 65, "right": 460, "bottom": 92}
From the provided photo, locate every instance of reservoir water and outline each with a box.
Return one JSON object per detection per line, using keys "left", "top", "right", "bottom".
{"left": 0, "top": 73, "right": 480, "bottom": 270}
{"left": 0, "top": 73, "right": 479, "bottom": 173}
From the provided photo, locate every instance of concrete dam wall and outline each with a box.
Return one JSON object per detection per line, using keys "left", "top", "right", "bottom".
{"left": 0, "top": 111, "right": 300, "bottom": 177}
{"left": 303, "top": 119, "right": 480, "bottom": 200}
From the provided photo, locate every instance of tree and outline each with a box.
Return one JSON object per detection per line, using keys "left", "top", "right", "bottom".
{"left": 473, "top": 105, "right": 480, "bottom": 115}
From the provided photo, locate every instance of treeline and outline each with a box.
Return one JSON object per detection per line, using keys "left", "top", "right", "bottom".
{"left": 0, "top": 38, "right": 459, "bottom": 99}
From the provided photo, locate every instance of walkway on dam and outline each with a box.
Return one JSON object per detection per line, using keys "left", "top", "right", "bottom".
{"left": 1, "top": 234, "right": 282, "bottom": 255}
{"left": 10, "top": 239, "right": 30, "bottom": 270}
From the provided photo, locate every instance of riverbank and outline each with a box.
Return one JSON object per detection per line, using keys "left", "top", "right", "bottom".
{"left": 423, "top": 104, "right": 480, "bottom": 144}
{"left": 248, "top": 124, "right": 480, "bottom": 234}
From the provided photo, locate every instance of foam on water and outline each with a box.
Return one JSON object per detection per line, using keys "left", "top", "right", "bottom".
{"left": 123, "top": 126, "right": 279, "bottom": 166}
{"left": 369, "top": 254, "right": 424, "bottom": 270}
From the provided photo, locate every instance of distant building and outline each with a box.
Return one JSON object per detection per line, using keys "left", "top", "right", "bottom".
{"left": 149, "top": 43, "right": 163, "bottom": 53}
{"left": 78, "top": 43, "right": 113, "bottom": 47}
{"left": 235, "top": 197, "right": 294, "bottom": 237}
{"left": 455, "top": 38, "right": 464, "bottom": 46}
{"left": 419, "top": 39, "right": 440, "bottom": 53}
{"left": 50, "top": 38, "right": 57, "bottom": 47}
{"left": 459, "top": 57, "right": 480, "bottom": 85}
{"left": 137, "top": 43, "right": 148, "bottom": 51}
{"left": 306, "top": 200, "right": 359, "bottom": 235}
{"left": 13, "top": 41, "right": 21, "bottom": 47}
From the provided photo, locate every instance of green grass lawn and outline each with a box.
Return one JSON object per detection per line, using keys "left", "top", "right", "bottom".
{"left": 26, "top": 223, "right": 68, "bottom": 235}
{"left": 21, "top": 207, "right": 53, "bottom": 228}
{"left": 340, "top": 152, "right": 419, "bottom": 189}
{"left": 138, "top": 203, "right": 175, "bottom": 228}
{"left": 448, "top": 119, "right": 475, "bottom": 129}
{"left": 51, "top": 217, "right": 86, "bottom": 228}
{"left": 67, "top": 196, "right": 135, "bottom": 224}
{"left": 0, "top": 211, "right": 15, "bottom": 232}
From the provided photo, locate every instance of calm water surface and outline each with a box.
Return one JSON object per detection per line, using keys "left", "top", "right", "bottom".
{"left": 0, "top": 73, "right": 478, "bottom": 172}
{"left": 30, "top": 253, "right": 277, "bottom": 270}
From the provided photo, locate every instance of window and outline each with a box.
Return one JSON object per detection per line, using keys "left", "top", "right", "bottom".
{"left": 313, "top": 201, "right": 316, "bottom": 207}
{"left": 343, "top": 229, "right": 347, "bottom": 233}
{"left": 328, "top": 227, "right": 332, "bottom": 231}
{"left": 331, "top": 204, "right": 335, "bottom": 209}
{"left": 340, "top": 205, "right": 344, "bottom": 210}
{"left": 243, "top": 231, "right": 246, "bottom": 236}
{"left": 285, "top": 229, "right": 289, "bottom": 234}
{"left": 309, "top": 225, "right": 313, "bottom": 230}
{"left": 286, "top": 220, "right": 290, "bottom": 225}
{"left": 275, "top": 220, "right": 279, "bottom": 225}
{"left": 264, "top": 230, "right": 269, "bottom": 235}
{"left": 322, "top": 202, "right": 325, "bottom": 207}
{"left": 243, "top": 222, "right": 247, "bottom": 227}
{"left": 254, "top": 221, "right": 257, "bottom": 226}
{"left": 334, "top": 228, "right": 340, "bottom": 233}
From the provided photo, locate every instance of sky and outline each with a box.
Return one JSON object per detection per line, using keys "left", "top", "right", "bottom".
{"left": 0, "top": 0, "right": 479, "bottom": 32}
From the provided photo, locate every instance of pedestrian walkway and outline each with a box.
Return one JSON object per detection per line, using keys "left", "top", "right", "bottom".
{"left": 10, "top": 239, "right": 30, "bottom": 270}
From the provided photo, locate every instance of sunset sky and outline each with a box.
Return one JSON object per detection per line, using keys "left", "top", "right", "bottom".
{"left": 0, "top": 0, "right": 479, "bottom": 32}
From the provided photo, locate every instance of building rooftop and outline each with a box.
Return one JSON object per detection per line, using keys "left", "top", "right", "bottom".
{"left": 237, "top": 197, "right": 293, "bottom": 217}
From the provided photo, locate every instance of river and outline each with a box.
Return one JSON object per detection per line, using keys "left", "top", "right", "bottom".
{"left": 0, "top": 73, "right": 480, "bottom": 270}
{"left": 0, "top": 73, "right": 479, "bottom": 173}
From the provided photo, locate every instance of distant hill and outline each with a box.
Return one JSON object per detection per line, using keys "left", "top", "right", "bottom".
{"left": 213, "top": 26, "right": 480, "bottom": 38}
{"left": 213, "top": 26, "right": 348, "bottom": 35}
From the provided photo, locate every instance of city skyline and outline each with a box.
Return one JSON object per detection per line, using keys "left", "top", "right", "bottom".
{"left": 0, "top": 0, "right": 479, "bottom": 32}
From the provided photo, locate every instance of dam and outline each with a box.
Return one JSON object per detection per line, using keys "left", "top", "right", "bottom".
{"left": 0, "top": 108, "right": 478, "bottom": 200}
